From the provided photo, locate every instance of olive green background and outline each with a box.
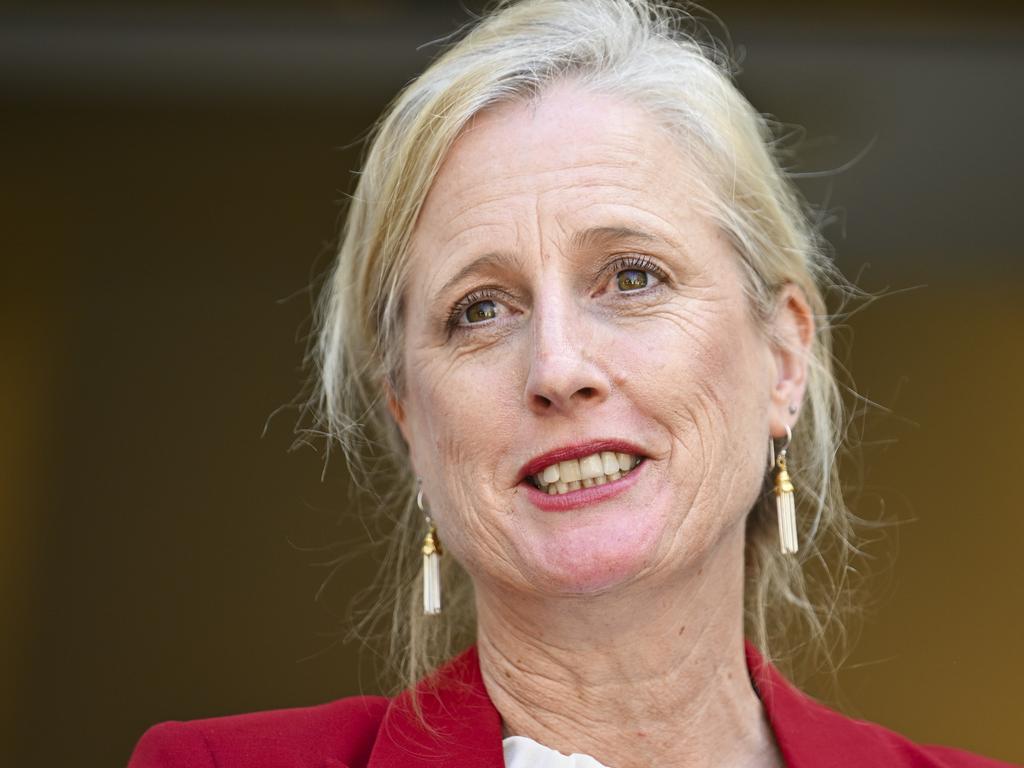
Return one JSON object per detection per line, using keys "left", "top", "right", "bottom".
{"left": 2, "top": 1, "right": 1022, "bottom": 766}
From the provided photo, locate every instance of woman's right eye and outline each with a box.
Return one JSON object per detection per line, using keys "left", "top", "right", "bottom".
{"left": 463, "top": 299, "right": 498, "bottom": 324}
{"left": 446, "top": 289, "right": 513, "bottom": 332}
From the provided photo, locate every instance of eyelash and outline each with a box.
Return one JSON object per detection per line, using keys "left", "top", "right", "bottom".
{"left": 445, "top": 287, "right": 507, "bottom": 330}
{"left": 606, "top": 254, "right": 668, "bottom": 287}
{"left": 445, "top": 254, "right": 669, "bottom": 331}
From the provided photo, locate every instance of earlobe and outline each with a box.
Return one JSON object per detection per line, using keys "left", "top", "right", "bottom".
{"left": 769, "top": 284, "right": 815, "bottom": 437}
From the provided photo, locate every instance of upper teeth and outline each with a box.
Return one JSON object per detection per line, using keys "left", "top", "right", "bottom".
{"left": 534, "top": 452, "right": 641, "bottom": 495}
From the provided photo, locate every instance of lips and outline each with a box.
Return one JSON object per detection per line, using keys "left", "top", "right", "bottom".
{"left": 517, "top": 440, "right": 647, "bottom": 485}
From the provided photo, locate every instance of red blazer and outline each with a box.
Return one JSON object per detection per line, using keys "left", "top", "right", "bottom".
{"left": 128, "top": 642, "right": 1016, "bottom": 767}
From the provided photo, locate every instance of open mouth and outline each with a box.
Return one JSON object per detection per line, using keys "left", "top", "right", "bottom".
{"left": 527, "top": 452, "right": 645, "bottom": 495}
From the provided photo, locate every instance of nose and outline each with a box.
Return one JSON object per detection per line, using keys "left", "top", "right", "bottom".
{"left": 524, "top": 293, "right": 610, "bottom": 416}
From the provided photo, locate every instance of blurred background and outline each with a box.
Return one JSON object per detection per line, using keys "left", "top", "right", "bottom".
{"left": 2, "top": 1, "right": 1022, "bottom": 765}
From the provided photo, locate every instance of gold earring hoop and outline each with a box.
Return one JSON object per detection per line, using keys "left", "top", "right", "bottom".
{"left": 417, "top": 482, "right": 443, "bottom": 615}
{"left": 770, "top": 425, "right": 799, "bottom": 555}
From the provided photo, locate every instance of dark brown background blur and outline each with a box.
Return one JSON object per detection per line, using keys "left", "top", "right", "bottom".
{"left": 2, "top": 1, "right": 1022, "bottom": 766}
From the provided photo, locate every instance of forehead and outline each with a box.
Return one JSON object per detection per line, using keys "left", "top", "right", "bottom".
{"left": 414, "top": 83, "right": 706, "bottom": 246}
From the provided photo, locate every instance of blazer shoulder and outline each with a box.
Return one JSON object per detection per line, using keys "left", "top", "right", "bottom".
{"left": 746, "top": 644, "right": 1018, "bottom": 768}
{"left": 914, "top": 742, "right": 1021, "bottom": 768}
{"left": 777, "top": 690, "right": 1020, "bottom": 767}
{"left": 774, "top": 690, "right": 1020, "bottom": 768}
{"left": 127, "top": 695, "right": 390, "bottom": 768}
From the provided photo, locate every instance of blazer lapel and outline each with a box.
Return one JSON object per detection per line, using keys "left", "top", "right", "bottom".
{"left": 746, "top": 641, "right": 911, "bottom": 767}
{"left": 366, "top": 646, "right": 505, "bottom": 768}
{"left": 368, "top": 641, "right": 912, "bottom": 768}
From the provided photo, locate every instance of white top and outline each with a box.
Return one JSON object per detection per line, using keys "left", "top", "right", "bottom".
{"left": 503, "top": 735, "right": 611, "bottom": 768}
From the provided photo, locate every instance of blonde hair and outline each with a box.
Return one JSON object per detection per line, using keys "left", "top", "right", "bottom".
{"left": 307, "top": 0, "right": 859, "bottom": 693}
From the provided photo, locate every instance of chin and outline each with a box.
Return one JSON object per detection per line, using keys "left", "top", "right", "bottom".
{"left": 518, "top": 508, "right": 672, "bottom": 595}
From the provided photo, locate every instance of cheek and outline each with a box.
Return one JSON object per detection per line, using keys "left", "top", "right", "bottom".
{"left": 618, "top": 300, "right": 764, "bottom": 423}
{"left": 402, "top": 350, "right": 524, "bottom": 563}
{"left": 413, "top": 351, "right": 526, "bottom": 463}
{"left": 613, "top": 298, "right": 770, "bottom": 507}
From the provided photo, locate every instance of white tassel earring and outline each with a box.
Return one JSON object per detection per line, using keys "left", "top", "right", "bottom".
{"left": 417, "top": 484, "right": 442, "bottom": 615}
{"left": 770, "top": 424, "right": 799, "bottom": 555}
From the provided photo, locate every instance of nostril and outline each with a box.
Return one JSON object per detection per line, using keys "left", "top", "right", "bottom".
{"left": 532, "top": 394, "right": 554, "bottom": 409}
{"left": 525, "top": 368, "right": 608, "bottom": 413}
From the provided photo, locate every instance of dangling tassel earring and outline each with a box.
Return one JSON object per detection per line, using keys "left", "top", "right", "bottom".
{"left": 417, "top": 484, "right": 442, "bottom": 615}
{"left": 770, "top": 424, "right": 799, "bottom": 555}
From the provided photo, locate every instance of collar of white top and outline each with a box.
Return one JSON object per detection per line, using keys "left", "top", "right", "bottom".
{"left": 502, "top": 735, "right": 612, "bottom": 768}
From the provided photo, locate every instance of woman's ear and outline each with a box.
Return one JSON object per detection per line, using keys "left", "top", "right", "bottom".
{"left": 384, "top": 377, "right": 412, "bottom": 446}
{"left": 769, "top": 283, "right": 815, "bottom": 438}
{"left": 385, "top": 378, "right": 422, "bottom": 479}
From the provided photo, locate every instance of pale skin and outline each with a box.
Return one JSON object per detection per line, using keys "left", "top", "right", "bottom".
{"left": 388, "top": 83, "right": 814, "bottom": 768}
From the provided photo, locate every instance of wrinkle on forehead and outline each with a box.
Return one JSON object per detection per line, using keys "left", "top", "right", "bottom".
{"left": 419, "top": 86, "right": 671, "bottom": 225}
{"left": 406, "top": 83, "right": 722, "bottom": 327}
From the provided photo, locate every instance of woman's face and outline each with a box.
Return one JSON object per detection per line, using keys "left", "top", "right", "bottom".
{"left": 391, "top": 84, "right": 808, "bottom": 598}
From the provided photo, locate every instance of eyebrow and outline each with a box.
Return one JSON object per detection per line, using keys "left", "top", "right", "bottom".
{"left": 570, "top": 225, "right": 661, "bottom": 251}
{"left": 432, "top": 225, "right": 677, "bottom": 301}
{"left": 434, "top": 250, "right": 525, "bottom": 303}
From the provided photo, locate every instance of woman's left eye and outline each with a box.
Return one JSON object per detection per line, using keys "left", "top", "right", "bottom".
{"left": 611, "top": 257, "right": 663, "bottom": 293}
{"left": 464, "top": 299, "right": 498, "bottom": 323}
{"left": 616, "top": 269, "right": 651, "bottom": 292}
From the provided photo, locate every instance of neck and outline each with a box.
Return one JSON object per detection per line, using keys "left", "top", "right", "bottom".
{"left": 475, "top": 524, "right": 782, "bottom": 768}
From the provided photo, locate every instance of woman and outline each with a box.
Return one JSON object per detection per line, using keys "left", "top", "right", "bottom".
{"left": 129, "top": 1, "right": 1015, "bottom": 766}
